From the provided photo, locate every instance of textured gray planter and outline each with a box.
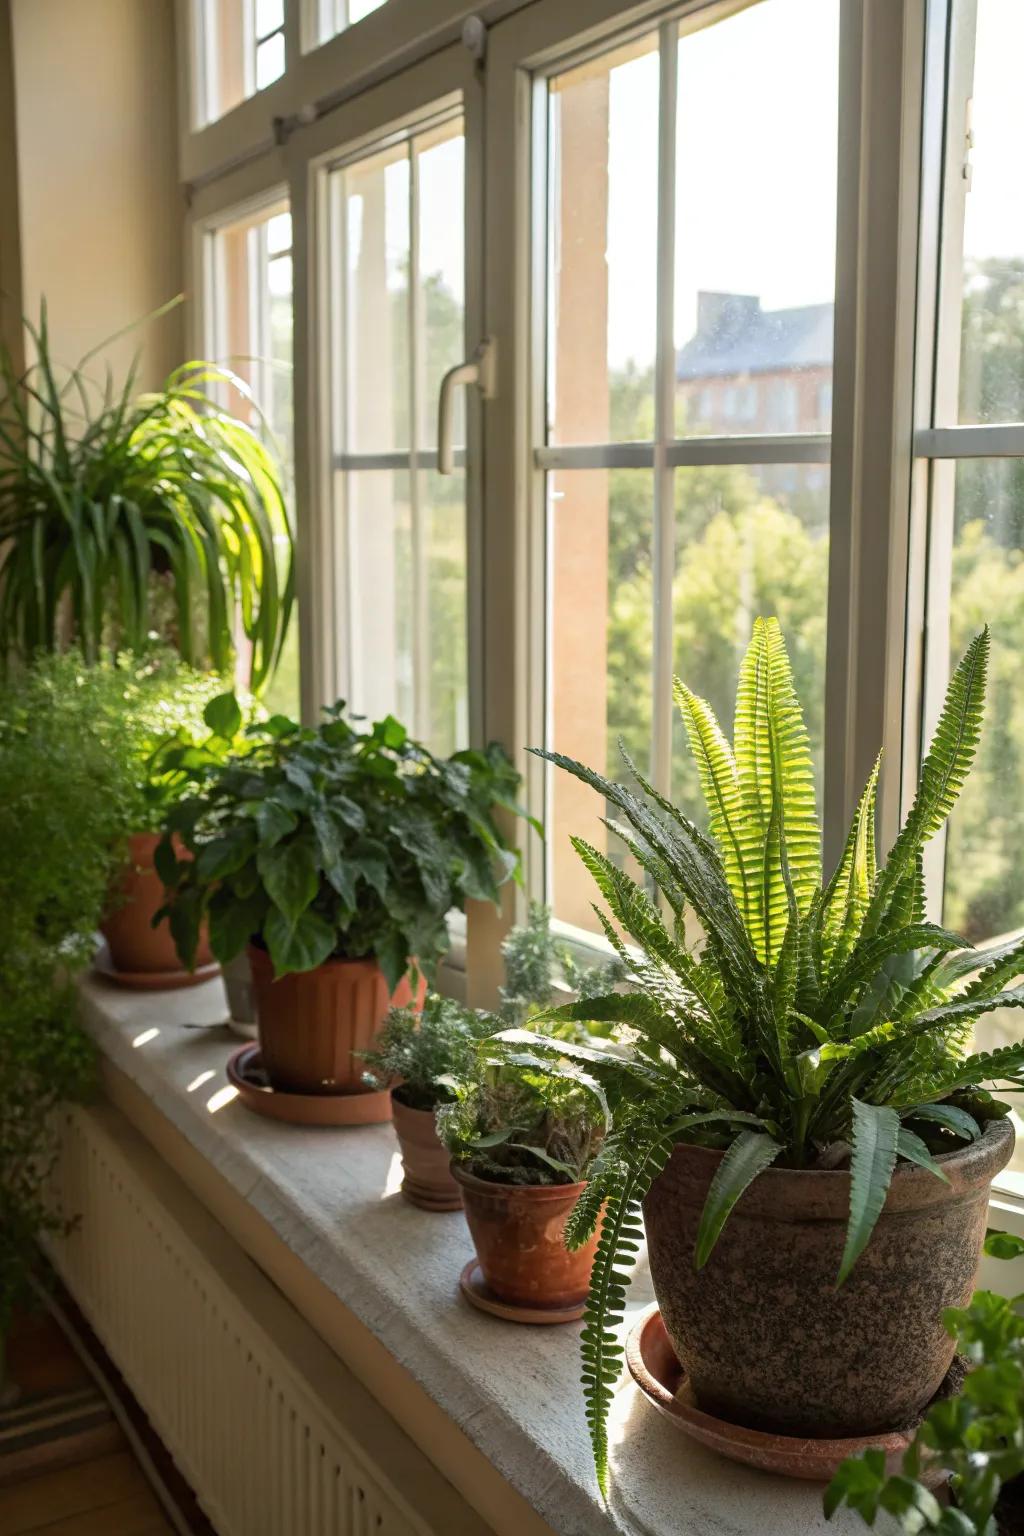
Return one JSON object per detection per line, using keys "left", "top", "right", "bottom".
{"left": 223, "top": 950, "right": 257, "bottom": 1039}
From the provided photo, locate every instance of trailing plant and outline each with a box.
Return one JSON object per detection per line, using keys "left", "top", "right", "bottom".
{"left": 502, "top": 618, "right": 1024, "bottom": 1495}
{"left": 0, "top": 304, "right": 293, "bottom": 691}
{"left": 157, "top": 706, "right": 532, "bottom": 989}
{"left": 361, "top": 994, "right": 496, "bottom": 1111}
{"left": 436, "top": 1055, "right": 607, "bottom": 1186}
{"left": 826, "top": 1230, "right": 1024, "bottom": 1534}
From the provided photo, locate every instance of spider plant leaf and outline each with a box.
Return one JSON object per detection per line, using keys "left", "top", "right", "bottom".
{"left": 694, "top": 1130, "right": 781, "bottom": 1270}
{"left": 837, "top": 1099, "right": 900, "bottom": 1286}
{"left": 896, "top": 1127, "right": 951, "bottom": 1183}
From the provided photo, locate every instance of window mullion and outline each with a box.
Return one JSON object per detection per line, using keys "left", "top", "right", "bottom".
{"left": 408, "top": 140, "right": 428, "bottom": 744}
{"left": 651, "top": 18, "right": 679, "bottom": 802}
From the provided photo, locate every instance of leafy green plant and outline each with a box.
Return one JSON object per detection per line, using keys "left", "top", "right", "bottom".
{"left": 436, "top": 1056, "right": 607, "bottom": 1186}
{"left": 505, "top": 618, "right": 1024, "bottom": 1495}
{"left": 826, "top": 1230, "right": 1024, "bottom": 1534}
{"left": 157, "top": 706, "right": 532, "bottom": 989}
{"left": 500, "top": 901, "right": 626, "bottom": 1027}
{"left": 361, "top": 994, "right": 496, "bottom": 1111}
{"left": 0, "top": 305, "right": 293, "bottom": 691}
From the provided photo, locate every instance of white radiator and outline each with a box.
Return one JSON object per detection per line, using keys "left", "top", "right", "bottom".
{"left": 45, "top": 1104, "right": 489, "bottom": 1536}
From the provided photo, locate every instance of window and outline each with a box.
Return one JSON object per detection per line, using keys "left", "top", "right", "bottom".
{"left": 326, "top": 110, "right": 468, "bottom": 757}
{"left": 204, "top": 198, "right": 298, "bottom": 717}
{"left": 537, "top": 0, "right": 839, "bottom": 936}
{"left": 195, "top": 0, "right": 286, "bottom": 126}
{"left": 914, "top": 0, "right": 1024, "bottom": 1183}
{"left": 309, "top": 0, "right": 389, "bottom": 49}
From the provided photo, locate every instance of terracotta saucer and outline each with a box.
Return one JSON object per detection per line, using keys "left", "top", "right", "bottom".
{"left": 626, "top": 1307, "right": 947, "bottom": 1484}
{"left": 94, "top": 953, "right": 221, "bottom": 991}
{"left": 226, "top": 1045, "right": 393, "bottom": 1127}
{"left": 458, "top": 1259, "right": 586, "bottom": 1326}
{"left": 401, "top": 1183, "right": 463, "bottom": 1213}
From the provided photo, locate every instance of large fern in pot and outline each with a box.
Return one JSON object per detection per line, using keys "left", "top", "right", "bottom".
{"left": 502, "top": 619, "right": 1024, "bottom": 1495}
{"left": 0, "top": 306, "right": 293, "bottom": 692}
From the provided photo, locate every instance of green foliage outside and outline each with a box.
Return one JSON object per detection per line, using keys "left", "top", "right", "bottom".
{"left": 826, "top": 1230, "right": 1024, "bottom": 1534}
{"left": 497, "top": 619, "right": 1024, "bottom": 1496}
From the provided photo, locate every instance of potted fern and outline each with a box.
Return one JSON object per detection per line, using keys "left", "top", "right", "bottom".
{"left": 509, "top": 619, "right": 1024, "bottom": 1494}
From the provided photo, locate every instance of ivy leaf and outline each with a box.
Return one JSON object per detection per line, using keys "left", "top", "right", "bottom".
{"left": 256, "top": 837, "right": 319, "bottom": 928}
{"left": 263, "top": 906, "right": 335, "bottom": 977}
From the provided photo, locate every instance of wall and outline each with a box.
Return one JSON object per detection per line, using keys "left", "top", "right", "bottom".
{"left": 9, "top": 0, "right": 183, "bottom": 390}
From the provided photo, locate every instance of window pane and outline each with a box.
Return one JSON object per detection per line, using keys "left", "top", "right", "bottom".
{"left": 255, "top": 0, "right": 284, "bottom": 38}
{"left": 415, "top": 122, "right": 465, "bottom": 452}
{"left": 206, "top": 201, "right": 298, "bottom": 717}
{"left": 421, "top": 470, "right": 468, "bottom": 757}
{"left": 674, "top": 0, "right": 839, "bottom": 436}
{"left": 671, "top": 465, "right": 830, "bottom": 816}
{"left": 547, "top": 37, "right": 660, "bottom": 445}
{"left": 255, "top": 31, "right": 285, "bottom": 91}
{"left": 266, "top": 211, "right": 291, "bottom": 255}
{"left": 957, "top": 0, "right": 1024, "bottom": 425}
{"left": 942, "top": 458, "right": 1024, "bottom": 940}
{"left": 344, "top": 470, "right": 415, "bottom": 728}
{"left": 335, "top": 146, "right": 411, "bottom": 454}
{"left": 350, "top": 0, "right": 388, "bottom": 20}
{"left": 547, "top": 469, "right": 654, "bottom": 934}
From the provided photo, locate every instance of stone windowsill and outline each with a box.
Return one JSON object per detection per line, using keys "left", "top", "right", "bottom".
{"left": 77, "top": 972, "right": 872, "bottom": 1536}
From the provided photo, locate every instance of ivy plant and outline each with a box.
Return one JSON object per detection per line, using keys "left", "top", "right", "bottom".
{"left": 501, "top": 618, "right": 1024, "bottom": 1496}
{"left": 361, "top": 994, "right": 497, "bottom": 1112}
{"left": 156, "top": 706, "right": 532, "bottom": 990}
{"left": 826, "top": 1231, "right": 1024, "bottom": 1534}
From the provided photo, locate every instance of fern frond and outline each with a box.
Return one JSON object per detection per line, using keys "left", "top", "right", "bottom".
{"left": 673, "top": 680, "right": 752, "bottom": 929}
{"left": 821, "top": 754, "right": 880, "bottom": 976}
{"left": 891, "top": 1035, "right": 1024, "bottom": 1109}
{"left": 821, "top": 923, "right": 964, "bottom": 1026}
{"left": 864, "top": 630, "right": 989, "bottom": 939}
{"left": 694, "top": 1131, "right": 781, "bottom": 1268}
{"left": 959, "top": 934, "right": 1024, "bottom": 1002}
{"left": 837, "top": 1099, "right": 900, "bottom": 1286}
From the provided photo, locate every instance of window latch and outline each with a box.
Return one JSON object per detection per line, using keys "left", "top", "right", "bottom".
{"left": 437, "top": 338, "right": 497, "bottom": 475}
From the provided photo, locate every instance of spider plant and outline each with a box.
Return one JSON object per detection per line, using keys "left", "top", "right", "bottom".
{"left": 0, "top": 305, "right": 293, "bottom": 692}
{"left": 501, "top": 618, "right": 1024, "bottom": 1495}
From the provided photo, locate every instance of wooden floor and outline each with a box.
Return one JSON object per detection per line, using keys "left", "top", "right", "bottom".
{"left": 0, "top": 1449, "right": 175, "bottom": 1535}
{"left": 0, "top": 1309, "right": 174, "bottom": 1536}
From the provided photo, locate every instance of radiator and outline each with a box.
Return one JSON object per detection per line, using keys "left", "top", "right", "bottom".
{"left": 45, "top": 1104, "right": 488, "bottom": 1536}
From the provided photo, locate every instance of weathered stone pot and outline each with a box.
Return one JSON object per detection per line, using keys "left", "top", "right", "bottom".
{"left": 643, "top": 1117, "right": 1013, "bottom": 1438}
{"left": 248, "top": 945, "right": 424, "bottom": 1095}
{"left": 391, "top": 1095, "right": 462, "bottom": 1211}
{"left": 452, "top": 1165, "right": 599, "bottom": 1309}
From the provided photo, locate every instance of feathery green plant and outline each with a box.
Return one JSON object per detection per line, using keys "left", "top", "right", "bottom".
{"left": 0, "top": 305, "right": 293, "bottom": 692}
{"left": 498, "top": 618, "right": 1024, "bottom": 1496}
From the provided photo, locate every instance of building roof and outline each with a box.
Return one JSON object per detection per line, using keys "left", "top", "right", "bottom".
{"left": 676, "top": 293, "right": 834, "bottom": 381}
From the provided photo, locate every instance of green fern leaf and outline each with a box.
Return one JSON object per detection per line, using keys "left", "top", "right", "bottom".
{"left": 902, "top": 1103, "right": 980, "bottom": 1142}
{"left": 674, "top": 679, "right": 753, "bottom": 929}
{"left": 837, "top": 1099, "right": 900, "bottom": 1285}
{"left": 821, "top": 754, "right": 881, "bottom": 976}
{"left": 959, "top": 934, "right": 1024, "bottom": 1002}
{"left": 694, "top": 1131, "right": 781, "bottom": 1269}
{"left": 896, "top": 1127, "right": 950, "bottom": 1183}
{"left": 821, "top": 923, "right": 964, "bottom": 1025}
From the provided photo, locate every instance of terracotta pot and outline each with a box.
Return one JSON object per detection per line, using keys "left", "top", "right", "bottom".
{"left": 101, "top": 832, "right": 213, "bottom": 975}
{"left": 643, "top": 1116, "right": 1013, "bottom": 1438}
{"left": 248, "top": 945, "right": 424, "bottom": 1095}
{"left": 391, "top": 1095, "right": 462, "bottom": 1210}
{"left": 452, "top": 1164, "right": 599, "bottom": 1309}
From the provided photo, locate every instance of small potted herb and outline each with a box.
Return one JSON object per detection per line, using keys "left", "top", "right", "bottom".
{"left": 157, "top": 707, "right": 527, "bottom": 1101}
{"left": 361, "top": 995, "right": 495, "bottom": 1209}
{"left": 437, "top": 1058, "right": 607, "bottom": 1314}
{"left": 826, "top": 1231, "right": 1024, "bottom": 1534}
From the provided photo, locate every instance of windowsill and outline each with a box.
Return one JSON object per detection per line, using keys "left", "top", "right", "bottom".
{"left": 76, "top": 972, "right": 871, "bottom": 1536}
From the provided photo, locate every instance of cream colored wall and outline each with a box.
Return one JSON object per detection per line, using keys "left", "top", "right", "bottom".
{"left": 9, "top": 0, "right": 183, "bottom": 390}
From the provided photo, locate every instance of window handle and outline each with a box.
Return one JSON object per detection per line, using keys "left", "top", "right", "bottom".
{"left": 437, "top": 338, "right": 496, "bottom": 475}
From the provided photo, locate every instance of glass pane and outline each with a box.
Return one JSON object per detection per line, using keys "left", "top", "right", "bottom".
{"left": 198, "top": 0, "right": 247, "bottom": 123}
{"left": 350, "top": 0, "right": 388, "bottom": 20}
{"left": 674, "top": 0, "right": 839, "bottom": 436}
{"left": 547, "top": 36, "right": 660, "bottom": 445}
{"left": 207, "top": 202, "right": 298, "bottom": 717}
{"left": 255, "top": 32, "right": 285, "bottom": 90}
{"left": 344, "top": 470, "right": 415, "bottom": 729}
{"left": 336, "top": 145, "right": 411, "bottom": 454}
{"left": 547, "top": 469, "right": 654, "bottom": 933}
{"left": 942, "top": 458, "right": 1024, "bottom": 940}
{"left": 671, "top": 464, "right": 830, "bottom": 816}
{"left": 255, "top": 0, "right": 284, "bottom": 38}
{"left": 957, "top": 0, "right": 1024, "bottom": 425}
{"left": 421, "top": 471, "right": 468, "bottom": 757}
{"left": 266, "top": 211, "right": 291, "bottom": 255}
{"left": 416, "top": 122, "right": 466, "bottom": 451}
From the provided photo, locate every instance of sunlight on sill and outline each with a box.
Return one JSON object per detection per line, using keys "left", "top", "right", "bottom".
{"left": 131, "top": 1027, "right": 160, "bottom": 1049}
{"left": 381, "top": 1150, "right": 404, "bottom": 1199}
{"left": 187, "top": 1070, "right": 217, "bottom": 1094}
{"left": 207, "top": 1085, "right": 239, "bottom": 1114}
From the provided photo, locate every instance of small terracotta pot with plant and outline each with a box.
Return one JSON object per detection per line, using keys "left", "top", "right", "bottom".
{"left": 156, "top": 706, "right": 528, "bottom": 1099}
{"left": 360, "top": 995, "right": 496, "bottom": 1209}
{"left": 437, "top": 1057, "right": 607, "bottom": 1314}
{"left": 505, "top": 618, "right": 1024, "bottom": 1496}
